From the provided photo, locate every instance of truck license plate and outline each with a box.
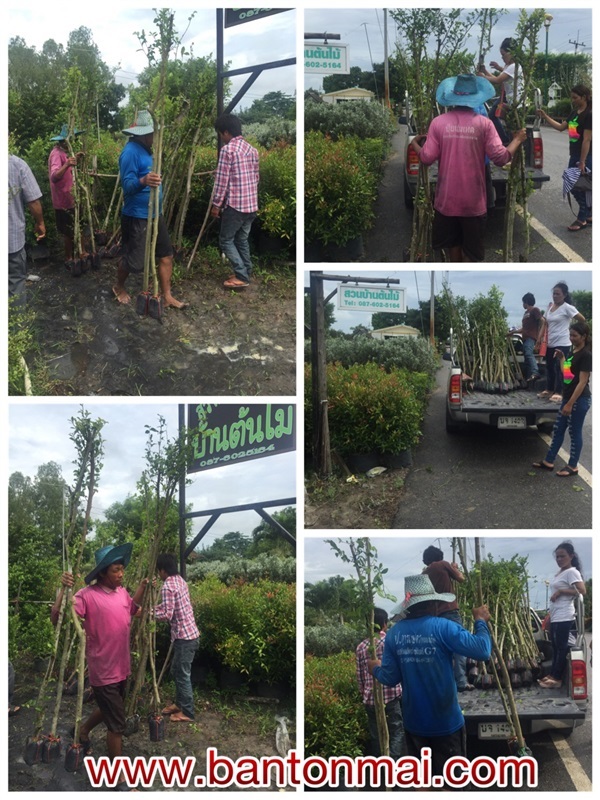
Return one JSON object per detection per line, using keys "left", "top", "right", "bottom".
{"left": 498, "top": 416, "right": 526, "bottom": 429}
{"left": 478, "top": 722, "right": 513, "bottom": 739}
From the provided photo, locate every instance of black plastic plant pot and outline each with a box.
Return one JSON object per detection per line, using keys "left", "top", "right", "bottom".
{"left": 42, "top": 735, "right": 62, "bottom": 763}
{"left": 124, "top": 714, "right": 140, "bottom": 737}
{"left": 148, "top": 295, "right": 164, "bottom": 321}
{"left": 64, "top": 742, "right": 85, "bottom": 773}
{"left": 71, "top": 259, "right": 83, "bottom": 277}
{"left": 148, "top": 714, "right": 165, "bottom": 742}
{"left": 480, "top": 673, "right": 494, "bottom": 690}
{"left": 92, "top": 252, "right": 102, "bottom": 270}
{"left": 510, "top": 672, "right": 523, "bottom": 688}
{"left": 521, "top": 669, "right": 533, "bottom": 687}
{"left": 108, "top": 244, "right": 121, "bottom": 258}
{"left": 24, "top": 736, "right": 46, "bottom": 766}
{"left": 136, "top": 292, "right": 150, "bottom": 317}
{"left": 97, "top": 246, "right": 107, "bottom": 258}
{"left": 94, "top": 231, "right": 108, "bottom": 246}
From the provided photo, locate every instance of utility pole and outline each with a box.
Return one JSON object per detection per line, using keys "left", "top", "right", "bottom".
{"left": 569, "top": 32, "right": 586, "bottom": 53}
{"left": 383, "top": 10, "right": 390, "bottom": 109}
{"left": 429, "top": 271, "right": 435, "bottom": 347}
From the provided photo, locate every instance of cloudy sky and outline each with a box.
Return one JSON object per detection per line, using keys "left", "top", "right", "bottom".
{"left": 304, "top": 7, "right": 593, "bottom": 91}
{"left": 305, "top": 268, "right": 592, "bottom": 332}
{"left": 304, "top": 535, "right": 593, "bottom": 613}
{"left": 8, "top": 402, "right": 297, "bottom": 553}
{"left": 8, "top": 7, "right": 297, "bottom": 110}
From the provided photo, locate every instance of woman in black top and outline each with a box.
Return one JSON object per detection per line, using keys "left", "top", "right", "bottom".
{"left": 533, "top": 321, "right": 592, "bottom": 477}
{"left": 539, "top": 84, "right": 592, "bottom": 231}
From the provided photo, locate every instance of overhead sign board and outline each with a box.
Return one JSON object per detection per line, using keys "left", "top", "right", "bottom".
{"left": 224, "top": 9, "right": 290, "bottom": 28}
{"left": 304, "top": 43, "right": 349, "bottom": 74}
{"left": 338, "top": 285, "right": 407, "bottom": 314}
{"left": 188, "top": 404, "right": 295, "bottom": 473}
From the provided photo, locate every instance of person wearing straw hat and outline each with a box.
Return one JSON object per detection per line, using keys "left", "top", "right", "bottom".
{"left": 113, "top": 110, "right": 187, "bottom": 309}
{"left": 48, "top": 124, "right": 85, "bottom": 266}
{"left": 52, "top": 544, "right": 148, "bottom": 790}
{"left": 410, "top": 73, "right": 527, "bottom": 262}
{"left": 369, "top": 574, "right": 491, "bottom": 780}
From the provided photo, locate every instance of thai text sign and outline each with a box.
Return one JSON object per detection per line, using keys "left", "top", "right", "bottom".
{"left": 188, "top": 404, "right": 295, "bottom": 473}
{"left": 304, "top": 43, "right": 349, "bottom": 74}
{"left": 338, "top": 285, "right": 406, "bottom": 313}
{"left": 224, "top": 9, "right": 289, "bottom": 28}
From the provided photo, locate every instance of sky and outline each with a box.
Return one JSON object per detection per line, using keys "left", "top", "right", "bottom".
{"left": 304, "top": 535, "right": 593, "bottom": 613}
{"left": 305, "top": 268, "right": 592, "bottom": 332}
{"left": 7, "top": 7, "right": 297, "bottom": 110}
{"left": 303, "top": 7, "right": 593, "bottom": 92}
{"left": 8, "top": 402, "right": 296, "bottom": 554}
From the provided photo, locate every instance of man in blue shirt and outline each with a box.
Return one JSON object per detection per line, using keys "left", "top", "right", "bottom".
{"left": 113, "top": 110, "right": 186, "bottom": 309}
{"left": 369, "top": 574, "right": 491, "bottom": 778}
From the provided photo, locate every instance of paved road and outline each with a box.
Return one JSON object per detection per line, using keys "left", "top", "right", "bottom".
{"left": 393, "top": 361, "right": 592, "bottom": 530}
{"left": 363, "top": 125, "right": 592, "bottom": 264}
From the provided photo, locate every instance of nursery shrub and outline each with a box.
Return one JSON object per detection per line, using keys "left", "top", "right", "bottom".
{"left": 305, "top": 652, "right": 367, "bottom": 758}
{"left": 305, "top": 100, "right": 396, "bottom": 141}
{"left": 187, "top": 554, "right": 296, "bottom": 584}
{"left": 305, "top": 624, "right": 364, "bottom": 657}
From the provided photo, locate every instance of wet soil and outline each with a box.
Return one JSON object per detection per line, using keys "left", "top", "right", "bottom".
{"left": 9, "top": 675, "right": 296, "bottom": 792}
{"left": 18, "top": 251, "right": 296, "bottom": 396}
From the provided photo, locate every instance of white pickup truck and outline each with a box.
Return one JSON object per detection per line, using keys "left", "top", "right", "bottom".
{"left": 459, "top": 595, "right": 588, "bottom": 739}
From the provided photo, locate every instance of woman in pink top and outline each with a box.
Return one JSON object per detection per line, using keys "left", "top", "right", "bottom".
{"left": 52, "top": 543, "right": 147, "bottom": 790}
{"left": 411, "top": 74, "right": 526, "bottom": 262}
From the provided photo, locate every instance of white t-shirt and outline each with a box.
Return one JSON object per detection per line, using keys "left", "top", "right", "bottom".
{"left": 546, "top": 302, "right": 580, "bottom": 347}
{"left": 549, "top": 566, "right": 583, "bottom": 622}
{"left": 501, "top": 62, "right": 516, "bottom": 103}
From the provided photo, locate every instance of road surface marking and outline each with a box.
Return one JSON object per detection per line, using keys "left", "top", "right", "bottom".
{"left": 550, "top": 732, "right": 592, "bottom": 791}
{"left": 538, "top": 432, "right": 592, "bottom": 487}
{"left": 516, "top": 206, "right": 586, "bottom": 262}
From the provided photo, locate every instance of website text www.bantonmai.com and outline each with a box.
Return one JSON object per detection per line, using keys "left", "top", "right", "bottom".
{"left": 84, "top": 748, "right": 538, "bottom": 790}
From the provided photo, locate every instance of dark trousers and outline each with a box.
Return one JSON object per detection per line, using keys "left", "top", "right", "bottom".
{"left": 550, "top": 620, "right": 573, "bottom": 680}
{"left": 365, "top": 696, "right": 405, "bottom": 759}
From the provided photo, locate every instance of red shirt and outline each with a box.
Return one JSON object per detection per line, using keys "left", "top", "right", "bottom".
{"left": 423, "top": 560, "right": 462, "bottom": 613}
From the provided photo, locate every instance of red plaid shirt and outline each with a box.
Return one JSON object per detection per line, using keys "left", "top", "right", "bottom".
{"left": 154, "top": 575, "right": 199, "bottom": 642}
{"left": 356, "top": 631, "right": 402, "bottom": 706}
{"left": 213, "top": 136, "right": 259, "bottom": 212}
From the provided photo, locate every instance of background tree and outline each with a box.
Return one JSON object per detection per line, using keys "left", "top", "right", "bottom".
{"left": 248, "top": 506, "right": 296, "bottom": 558}
{"left": 197, "top": 531, "right": 252, "bottom": 561}
{"left": 239, "top": 91, "right": 296, "bottom": 123}
{"left": 571, "top": 290, "right": 592, "bottom": 322}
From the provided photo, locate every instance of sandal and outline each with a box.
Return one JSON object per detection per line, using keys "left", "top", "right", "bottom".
{"left": 586, "top": 217, "right": 592, "bottom": 225}
{"left": 556, "top": 466, "right": 579, "bottom": 478}
{"left": 540, "top": 678, "right": 562, "bottom": 688}
{"left": 532, "top": 461, "right": 554, "bottom": 471}
{"left": 549, "top": 394, "right": 563, "bottom": 403}
{"left": 537, "top": 390, "right": 552, "bottom": 398}
{"left": 567, "top": 220, "right": 587, "bottom": 232}
{"left": 223, "top": 277, "right": 249, "bottom": 289}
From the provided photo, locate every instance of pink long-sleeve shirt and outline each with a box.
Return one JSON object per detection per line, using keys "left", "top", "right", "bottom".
{"left": 48, "top": 146, "right": 75, "bottom": 210}
{"left": 418, "top": 109, "right": 511, "bottom": 217}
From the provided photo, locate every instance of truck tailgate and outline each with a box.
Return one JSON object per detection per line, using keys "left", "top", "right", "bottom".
{"left": 460, "top": 390, "right": 558, "bottom": 413}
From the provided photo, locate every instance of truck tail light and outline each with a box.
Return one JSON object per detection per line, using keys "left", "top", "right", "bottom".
{"left": 533, "top": 138, "right": 543, "bottom": 169}
{"left": 407, "top": 143, "right": 420, "bottom": 176}
{"left": 571, "top": 659, "right": 587, "bottom": 700}
{"left": 449, "top": 373, "right": 461, "bottom": 405}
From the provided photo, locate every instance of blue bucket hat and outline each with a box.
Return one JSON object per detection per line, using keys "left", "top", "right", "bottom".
{"left": 50, "top": 124, "right": 86, "bottom": 141}
{"left": 84, "top": 543, "right": 133, "bottom": 584}
{"left": 436, "top": 74, "right": 495, "bottom": 109}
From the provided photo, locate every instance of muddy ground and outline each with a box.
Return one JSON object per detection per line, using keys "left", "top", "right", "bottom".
{"left": 304, "top": 466, "right": 409, "bottom": 530}
{"left": 9, "top": 674, "right": 296, "bottom": 792}
{"left": 16, "top": 247, "right": 296, "bottom": 396}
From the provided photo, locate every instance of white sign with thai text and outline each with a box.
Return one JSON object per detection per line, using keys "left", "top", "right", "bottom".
{"left": 338, "top": 285, "right": 406, "bottom": 313}
{"left": 304, "top": 43, "right": 349, "bottom": 74}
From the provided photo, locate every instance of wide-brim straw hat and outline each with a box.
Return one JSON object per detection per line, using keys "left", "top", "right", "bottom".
{"left": 394, "top": 574, "right": 456, "bottom": 615}
{"left": 50, "top": 124, "right": 86, "bottom": 141}
{"left": 122, "top": 110, "right": 155, "bottom": 137}
{"left": 436, "top": 74, "right": 495, "bottom": 108}
{"left": 84, "top": 543, "right": 133, "bottom": 584}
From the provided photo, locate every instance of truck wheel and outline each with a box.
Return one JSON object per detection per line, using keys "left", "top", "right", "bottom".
{"left": 404, "top": 175, "right": 414, "bottom": 209}
{"left": 445, "top": 406, "right": 461, "bottom": 434}
{"left": 537, "top": 421, "right": 555, "bottom": 434}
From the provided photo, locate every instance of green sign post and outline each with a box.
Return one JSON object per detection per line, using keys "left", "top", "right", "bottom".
{"left": 224, "top": 9, "right": 289, "bottom": 28}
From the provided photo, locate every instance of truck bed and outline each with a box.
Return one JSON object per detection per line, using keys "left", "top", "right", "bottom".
{"left": 460, "top": 388, "right": 559, "bottom": 413}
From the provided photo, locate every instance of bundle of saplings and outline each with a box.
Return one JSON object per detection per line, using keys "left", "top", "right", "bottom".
{"left": 458, "top": 555, "right": 543, "bottom": 690}
{"left": 446, "top": 286, "right": 525, "bottom": 394}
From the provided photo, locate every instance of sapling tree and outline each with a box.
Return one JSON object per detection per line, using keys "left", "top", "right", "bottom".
{"left": 327, "top": 538, "right": 396, "bottom": 763}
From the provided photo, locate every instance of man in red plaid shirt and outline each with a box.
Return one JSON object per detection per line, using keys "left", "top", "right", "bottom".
{"left": 154, "top": 554, "right": 200, "bottom": 722}
{"left": 356, "top": 607, "right": 405, "bottom": 758}
{"left": 211, "top": 113, "right": 260, "bottom": 289}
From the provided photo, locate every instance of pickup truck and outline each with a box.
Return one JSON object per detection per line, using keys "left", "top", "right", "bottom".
{"left": 402, "top": 89, "right": 550, "bottom": 210}
{"left": 445, "top": 332, "right": 558, "bottom": 434}
{"left": 459, "top": 594, "right": 588, "bottom": 739}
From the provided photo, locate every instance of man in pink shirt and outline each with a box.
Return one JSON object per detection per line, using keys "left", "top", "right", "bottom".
{"left": 411, "top": 74, "right": 526, "bottom": 262}
{"left": 211, "top": 114, "right": 260, "bottom": 289}
{"left": 53, "top": 544, "right": 146, "bottom": 789}
{"left": 48, "top": 124, "right": 85, "bottom": 264}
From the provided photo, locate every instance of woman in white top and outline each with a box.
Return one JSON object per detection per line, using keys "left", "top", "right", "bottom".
{"left": 539, "top": 542, "right": 586, "bottom": 689}
{"left": 536, "top": 282, "right": 585, "bottom": 402}
{"left": 478, "top": 37, "right": 516, "bottom": 145}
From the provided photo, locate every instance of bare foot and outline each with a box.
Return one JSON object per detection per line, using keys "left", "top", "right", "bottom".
{"left": 164, "top": 294, "right": 189, "bottom": 310}
{"left": 112, "top": 285, "right": 131, "bottom": 304}
{"left": 162, "top": 704, "right": 180, "bottom": 714}
{"left": 170, "top": 712, "right": 193, "bottom": 722}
